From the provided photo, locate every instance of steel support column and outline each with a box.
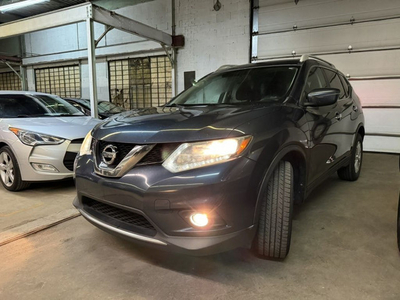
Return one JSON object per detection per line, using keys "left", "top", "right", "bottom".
{"left": 86, "top": 18, "right": 98, "bottom": 119}
{"left": 19, "top": 65, "right": 27, "bottom": 90}
{"left": 250, "top": 0, "right": 259, "bottom": 62}
{"left": 171, "top": 49, "right": 176, "bottom": 96}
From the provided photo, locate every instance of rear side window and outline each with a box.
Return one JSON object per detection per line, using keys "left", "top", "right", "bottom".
{"left": 304, "top": 67, "right": 328, "bottom": 96}
{"left": 324, "top": 69, "right": 346, "bottom": 99}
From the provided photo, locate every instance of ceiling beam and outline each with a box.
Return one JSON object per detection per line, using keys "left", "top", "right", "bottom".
{"left": 92, "top": 4, "right": 172, "bottom": 46}
{"left": 0, "top": 55, "right": 22, "bottom": 63}
{"left": 0, "top": 3, "right": 173, "bottom": 46}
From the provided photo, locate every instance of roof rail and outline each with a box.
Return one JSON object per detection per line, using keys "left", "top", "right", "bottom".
{"left": 217, "top": 65, "right": 237, "bottom": 71}
{"left": 299, "top": 54, "right": 335, "bottom": 68}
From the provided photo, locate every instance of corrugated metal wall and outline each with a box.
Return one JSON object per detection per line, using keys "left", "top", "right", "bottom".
{"left": 251, "top": 0, "right": 400, "bottom": 153}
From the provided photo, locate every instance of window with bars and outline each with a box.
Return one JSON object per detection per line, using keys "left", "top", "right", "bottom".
{"left": 0, "top": 71, "right": 22, "bottom": 91}
{"left": 35, "top": 65, "right": 81, "bottom": 98}
{"left": 109, "top": 56, "right": 172, "bottom": 109}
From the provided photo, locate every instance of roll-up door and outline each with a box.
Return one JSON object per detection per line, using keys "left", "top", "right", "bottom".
{"left": 251, "top": 0, "right": 400, "bottom": 153}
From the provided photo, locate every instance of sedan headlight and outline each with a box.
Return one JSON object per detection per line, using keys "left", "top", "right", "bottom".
{"left": 79, "top": 130, "right": 93, "bottom": 156}
{"left": 9, "top": 127, "right": 65, "bottom": 146}
{"left": 162, "top": 136, "right": 252, "bottom": 173}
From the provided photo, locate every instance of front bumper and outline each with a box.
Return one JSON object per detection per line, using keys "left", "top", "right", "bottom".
{"left": 11, "top": 139, "right": 81, "bottom": 181}
{"left": 74, "top": 154, "right": 259, "bottom": 255}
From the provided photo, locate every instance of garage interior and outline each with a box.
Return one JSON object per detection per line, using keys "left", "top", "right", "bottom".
{"left": 0, "top": 0, "right": 399, "bottom": 299}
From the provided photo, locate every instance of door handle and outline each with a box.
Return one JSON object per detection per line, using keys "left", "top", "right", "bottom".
{"left": 335, "top": 112, "right": 342, "bottom": 121}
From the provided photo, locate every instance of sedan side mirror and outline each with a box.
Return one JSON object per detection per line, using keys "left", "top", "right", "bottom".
{"left": 305, "top": 88, "right": 340, "bottom": 107}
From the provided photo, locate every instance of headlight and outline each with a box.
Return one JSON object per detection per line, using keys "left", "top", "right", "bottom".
{"left": 162, "top": 135, "right": 252, "bottom": 173}
{"left": 79, "top": 130, "right": 93, "bottom": 156}
{"left": 9, "top": 127, "right": 65, "bottom": 146}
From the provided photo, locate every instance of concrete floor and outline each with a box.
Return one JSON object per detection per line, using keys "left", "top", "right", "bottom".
{"left": 0, "top": 180, "right": 76, "bottom": 232}
{"left": 0, "top": 153, "right": 399, "bottom": 300}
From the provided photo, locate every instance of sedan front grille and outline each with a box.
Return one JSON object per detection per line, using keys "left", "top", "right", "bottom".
{"left": 63, "top": 152, "right": 77, "bottom": 171}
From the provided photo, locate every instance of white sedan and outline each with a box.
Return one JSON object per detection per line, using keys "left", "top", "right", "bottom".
{"left": 0, "top": 91, "right": 101, "bottom": 191}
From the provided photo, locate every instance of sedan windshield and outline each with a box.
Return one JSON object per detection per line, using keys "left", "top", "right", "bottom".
{"left": 79, "top": 99, "right": 125, "bottom": 114}
{"left": 169, "top": 66, "right": 298, "bottom": 106}
{"left": 0, "top": 94, "right": 85, "bottom": 118}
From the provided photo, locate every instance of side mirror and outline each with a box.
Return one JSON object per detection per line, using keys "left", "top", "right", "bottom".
{"left": 305, "top": 88, "right": 340, "bottom": 107}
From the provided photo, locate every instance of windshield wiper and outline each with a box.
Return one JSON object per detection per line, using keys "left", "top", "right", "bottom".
{"left": 52, "top": 113, "right": 85, "bottom": 117}
{"left": 17, "top": 114, "right": 50, "bottom": 118}
{"left": 164, "top": 103, "right": 181, "bottom": 107}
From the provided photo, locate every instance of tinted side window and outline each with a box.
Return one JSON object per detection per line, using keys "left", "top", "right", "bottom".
{"left": 324, "top": 69, "right": 345, "bottom": 99}
{"left": 339, "top": 74, "right": 350, "bottom": 97}
{"left": 304, "top": 67, "right": 328, "bottom": 96}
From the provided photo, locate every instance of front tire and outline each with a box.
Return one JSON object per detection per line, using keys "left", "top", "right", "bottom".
{"left": 0, "top": 146, "right": 30, "bottom": 191}
{"left": 255, "top": 161, "right": 294, "bottom": 260}
{"left": 338, "top": 134, "right": 363, "bottom": 181}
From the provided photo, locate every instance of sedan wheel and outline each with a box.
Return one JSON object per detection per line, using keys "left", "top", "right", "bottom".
{"left": 0, "top": 146, "right": 30, "bottom": 191}
{"left": 0, "top": 151, "right": 15, "bottom": 187}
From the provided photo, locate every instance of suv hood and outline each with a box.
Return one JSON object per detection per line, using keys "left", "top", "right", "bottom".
{"left": 94, "top": 105, "right": 280, "bottom": 144}
{"left": 4, "top": 116, "right": 101, "bottom": 140}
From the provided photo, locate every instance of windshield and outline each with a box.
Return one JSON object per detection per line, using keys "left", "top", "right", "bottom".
{"left": 169, "top": 66, "right": 298, "bottom": 106}
{"left": 0, "top": 94, "right": 85, "bottom": 118}
{"left": 74, "top": 99, "right": 125, "bottom": 114}
{"left": 98, "top": 101, "right": 125, "bottom": 113}
{"left": 80, "top": 99, "right": 125, "bottom": 114}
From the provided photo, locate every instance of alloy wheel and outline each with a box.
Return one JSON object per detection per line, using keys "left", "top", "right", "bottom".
{"left": 0, "top": 152, "right": 14, "bottom": 187}
{"left": 354, "top": 141, "right": 362, "bottom": 174}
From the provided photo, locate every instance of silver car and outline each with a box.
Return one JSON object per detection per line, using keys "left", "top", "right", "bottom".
{"left": 0, "top": 91, "right": 101, "bottom": 191}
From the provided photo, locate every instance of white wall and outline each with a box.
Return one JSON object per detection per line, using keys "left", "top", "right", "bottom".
{"left": 0, "top": 37, "right": 21, "bottom": 57}
{"left": 175, "top": 0, "right": 250, "bottom": 91}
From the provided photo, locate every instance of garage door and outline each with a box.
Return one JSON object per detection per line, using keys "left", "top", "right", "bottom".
{"left": 251, "top": 0, "right": 400, "bottom": 153}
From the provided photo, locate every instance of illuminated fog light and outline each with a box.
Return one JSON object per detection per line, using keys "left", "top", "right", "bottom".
{"left": 190, "top": 213, "right": 209, "bottom": 227}
{"left": 31, "top": 163, "right": 59, "bottom": 173}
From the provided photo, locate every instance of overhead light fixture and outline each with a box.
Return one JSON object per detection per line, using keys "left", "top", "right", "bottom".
{"left": 213, "top": 0, "right": 221, "bottom": 11}
{"left": 0, "top": 0, "right": 50, "bottom": 13}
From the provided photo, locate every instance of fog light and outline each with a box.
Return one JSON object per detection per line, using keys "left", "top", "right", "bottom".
{"left": 190, "top": 213, "right": 209, "bottom": 227}
{"left": 31, "top": 163, "right": 59, "bottom": 173}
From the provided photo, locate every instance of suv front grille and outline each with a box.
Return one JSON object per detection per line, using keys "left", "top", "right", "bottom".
{"left": 94, "top": 139, "right": 178, "bottom": 168}
{"left": 137, "top": 143, "right": 179, "bottom": 165}
{"left": 82, "top": 197, "right": 157, "bottom": 236}
{"left": 96, "top": 141, "right": 135, "bottom": 167}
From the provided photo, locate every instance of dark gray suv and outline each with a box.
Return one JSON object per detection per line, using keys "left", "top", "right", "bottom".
{"left": 73, "top": 55, "right": 365, "bottom": 259}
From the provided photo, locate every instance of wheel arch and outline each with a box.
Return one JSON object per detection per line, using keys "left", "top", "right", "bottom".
{"left": 0, "top": 141, "right": 10, "bottom": 149}
{"left": 253, "top": 144, "right": 307, "bottom": 223}
{"left": 357, "top": 124, "right": 365, "bottom": 140}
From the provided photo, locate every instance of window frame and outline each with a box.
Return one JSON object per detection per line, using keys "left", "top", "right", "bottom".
{"left": 108, "top": 55, "right": 172, "bottom": 110}
{"left": 34, "top": 65, "right": 81, "bottom": 98}
{"left": 0, "top": 71, "right": 22, "bottom": 91}
{"left": 322, "top": 68, "right": 347, "bottom": 100}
